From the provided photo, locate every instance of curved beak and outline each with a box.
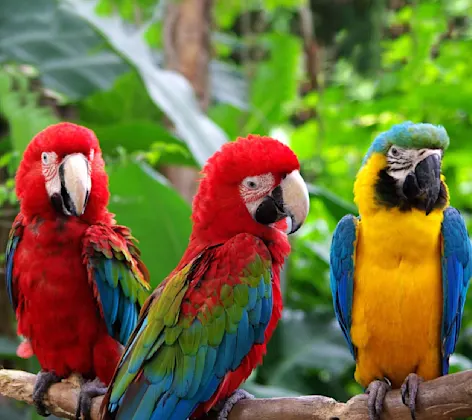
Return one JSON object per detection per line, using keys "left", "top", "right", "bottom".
{"left": 402, "top": 151, "right": 441, "bottom": 215}
{"left": 59, "top": 153, "right": 91, "bottom": 217}
{"left": 254, "top": 170, "right": 309, "bottom": 234}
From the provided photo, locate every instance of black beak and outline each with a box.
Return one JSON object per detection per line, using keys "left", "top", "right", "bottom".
{"left": 402, "top": 154, "right": 441, "bottom": 215}
{"left": 254, "top": 185, "right": 287, "bottom": 226}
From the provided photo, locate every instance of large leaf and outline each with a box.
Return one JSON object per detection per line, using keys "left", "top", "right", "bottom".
{"left": 0, "top": 0, "right": 248, "bottom": 108}
{"left": 264, "top": 310, "right": 353, "bottom": 389}
{"left": 64, "top": 0, "right": 229, "bottom": 166}
{"left": 0, "top": 69, "right": 59, "bottom": 156}
{"left": 242, "top": 382, "right": 300, "bottom": 398}
{"left": 107, "top": 160, "right": 191, "bottom": 286}
{"left": 0, "top": 336, "right": 20, "bottom": 358}
{"left": 85, "top": 121, "right": 197, "bottom": 166}
{"left": 0, "top": 0, "right": 127, "bottom": 99}
{"left": 308, "top": 184, "right": 357, "bottom": 221}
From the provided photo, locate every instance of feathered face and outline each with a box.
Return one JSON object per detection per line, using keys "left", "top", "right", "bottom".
{"left": 16, "top": 122, "right": 109, "bottom": 222}
{"left": 239, "top": 170, "right": 308, "bottom": 234}
{"left": 385, "top": 145, "right": 444, "bottom": 213}
{"left": 192, "top": 135, "right": 309, "bottom": 243}
{"left": 359, "top": 122, "right": 449, "bottom": 215}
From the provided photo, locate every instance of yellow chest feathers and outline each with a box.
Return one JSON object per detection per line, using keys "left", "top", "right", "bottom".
{"left": 350, "top": 153, "right": 445, "bottom": 387}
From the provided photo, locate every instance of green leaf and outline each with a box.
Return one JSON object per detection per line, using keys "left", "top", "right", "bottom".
{"left": 266, "top": 311, "right": 353, "bottom": 383}
{"left": 242, "top": 382, "right": 300, "bottom": 398}
{"left": 84, "top": 121, "right": 197, "bottom": 166}
{"left": 308, "top": 184, "right": 357, "bottom": 221}
{"left": 246, "top": 33, "right": 301, "bottom": 132}
{"left": 64, "top": 0, "right": 230, "bottom": 166}
{"left": 107, "top": 161, "right": 191, "bottom": 287}
{"left": 78, "top": 72, "right": 163, "bottom": 124}
{"left": 0, "top": 69, "right": 59, "bottom": 156}
{"left": 0, "top": 0, "right": 128, "bottom": 99}
{"left": 0, "top": 336, "right": 20, "bottom": 358}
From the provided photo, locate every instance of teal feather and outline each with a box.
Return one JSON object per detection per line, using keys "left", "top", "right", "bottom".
{"left": 363, "top": 121, "right": 450, "bottom": 165}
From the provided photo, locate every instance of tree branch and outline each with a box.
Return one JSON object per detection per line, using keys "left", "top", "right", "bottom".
{"left": 1, "top": 368, "right": 472, "bottom": 419}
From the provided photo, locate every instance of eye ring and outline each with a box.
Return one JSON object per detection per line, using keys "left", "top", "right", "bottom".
{"left": 41, "top": 152, "right": 49, "bottom": 164}
{"left": 243, "top": 177, "right": 259, "bottom": 190}
{"left": 390, "top": 146, "right": 399, "bottom": 157}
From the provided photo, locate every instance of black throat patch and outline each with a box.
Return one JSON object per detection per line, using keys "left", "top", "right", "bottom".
{"left": 374, "top": 169, "right": 448, "bottom": 212}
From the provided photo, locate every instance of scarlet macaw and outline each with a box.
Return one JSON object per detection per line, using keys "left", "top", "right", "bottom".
{"left": 101, "top": 135, "right": 310, "bottom": 420}
{"left": 6, "top": 123, "right": 150, "bottom": 419}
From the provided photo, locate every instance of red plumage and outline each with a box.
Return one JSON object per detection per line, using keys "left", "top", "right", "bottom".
{"left": 10, "top": 122, "right": 149, "bottom": 386}
{"left": 174, "top": 135, "right": 299, "bottom": 417}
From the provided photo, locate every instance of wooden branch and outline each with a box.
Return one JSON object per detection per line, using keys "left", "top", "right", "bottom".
{"left": 1, "top": 368, "right": 472, "bottom": 420}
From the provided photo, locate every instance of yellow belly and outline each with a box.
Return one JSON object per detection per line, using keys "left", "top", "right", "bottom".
{"left": 351, "top": 209, "right": 443, "bottom": 388}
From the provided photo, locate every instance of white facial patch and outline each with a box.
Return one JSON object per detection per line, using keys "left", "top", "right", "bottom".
{"left": 41, "top": 151, "right": 60, "bottom": 197}
{"left": 41, "top": 151, "right": 92, "bottom": 216}
{"left": 239, "top": 173, "right": 275, "bottom": 215}
{"left": 386, "top": 147, "right": 442, "bottom": 182}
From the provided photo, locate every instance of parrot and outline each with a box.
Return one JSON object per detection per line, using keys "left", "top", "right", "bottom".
{"left": 330, "top": 122, "right": 472, "bottom": 420}
{"left": 5, "top": 122, "right": 151, "bottom": 419}
{"left": 100, "top": 134, "right": 310, "bottom": 420}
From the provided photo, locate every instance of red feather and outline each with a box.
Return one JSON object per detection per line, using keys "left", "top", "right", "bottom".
{"left": 11, "top": 122, "right": 149, "bottom": 385}
{"left": 168, "top": 135, "right": 296, "bottom": 417}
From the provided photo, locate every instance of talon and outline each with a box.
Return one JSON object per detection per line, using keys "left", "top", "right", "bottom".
{"left": 75, "top": 377, "right": 107, "bottom": 420}
{"left": 32, "top": 371, "right": 61, "bottom": 417}
{"left": 215, "top": 389, "right": 254, "bottom": 420}
{"left": 401, "top": 373, "right": 424, "bottom": 420}
{"left": 366, "top": 378, "right": 391, "bottom": 420}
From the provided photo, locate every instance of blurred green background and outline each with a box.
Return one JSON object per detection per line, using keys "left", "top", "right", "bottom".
{"left": 0, "top": 0, "right": 472, "bottom": 418}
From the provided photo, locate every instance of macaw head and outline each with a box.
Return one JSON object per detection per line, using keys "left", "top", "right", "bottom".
{"left": 191, "top": 135, "right": 309, "bottom": 244}
{"left": 16, "top": 122, "right": 110, "bottom": 223}
{"left": 355, "top": 121, "right": 449, "bottom": 216}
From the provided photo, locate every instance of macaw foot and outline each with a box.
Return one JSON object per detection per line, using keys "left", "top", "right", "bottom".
{"left": 366, "top": 378, "right": 391, "bottom": 420}
{"left": 215, "top": 389, "right": 254, "bottom": 420}
{"left": 401, "top": 373, "right": 424, "bottom": 420}
{"left": 33, "top": 371, "right": 62, "bottom": 417}
{"left": 75, "top": 377, "right": 107, "bottom": 420}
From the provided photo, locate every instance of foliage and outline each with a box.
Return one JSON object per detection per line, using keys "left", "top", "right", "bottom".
{"left": 0, "top": 0, "right": 472, "bottom": 418}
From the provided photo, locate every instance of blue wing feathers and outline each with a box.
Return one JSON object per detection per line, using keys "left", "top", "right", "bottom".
{"left": 113, "top": 248, "right": 273, "bottom": 420}
{"left": 91, "top": 257, "right": 143, "bottom": 345}
{"left": 6, "top": 235, "right": 20, "bottom": 309}
{"left": 329, "top": 214, "right": 358, "bottom": 359}
{"left": 441, "top": 207, "right": 472, "bottom": 375}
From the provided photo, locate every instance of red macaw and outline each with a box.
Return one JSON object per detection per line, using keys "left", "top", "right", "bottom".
{"left": 5, "top": 123, "right": 151, "bottom": 419}
{"left": 100, "top": 135, "right": 310, "bottom": 420}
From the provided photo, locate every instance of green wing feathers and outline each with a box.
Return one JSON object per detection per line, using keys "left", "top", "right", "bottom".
{"left": 104, "top": 233, "right": 274, "bottom": 420}
{"left": 83, "top": 223, "right": 151, "bottom": 344}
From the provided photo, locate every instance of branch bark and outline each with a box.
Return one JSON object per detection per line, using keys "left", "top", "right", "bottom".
{"left": 1, "top": 368, "right": 472, "bottom": 420}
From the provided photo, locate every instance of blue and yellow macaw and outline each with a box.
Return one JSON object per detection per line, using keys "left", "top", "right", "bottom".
{"left": 330, "top": 122, "right": 472, "bottom": 420}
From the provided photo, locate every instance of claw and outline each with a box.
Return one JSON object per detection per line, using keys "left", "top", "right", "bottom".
{"left": 215, "top": 389, "right": 254, "bottom": 420}
{"left": 366, "top": 378, "right": 391, "bottom": 420}
{"left": 401, "top": 373, "right": 424, "bottom": 420}
{"left": 32, "top": 371, "right": 61, "bottom": 417}
{"left": 75, "top": 377, "right": 107, "bottom": 420}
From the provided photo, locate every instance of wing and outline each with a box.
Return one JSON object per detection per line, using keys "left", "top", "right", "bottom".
{"left": 5, "top": 214, "right": 25, "bottom": 311}
{"left": 440, "top": 207, "right": 472, "bottom": 375}
{"left": 329, "top": 214, "right": 359, "bottom": 359}
{"left": 102, "top": 233, "right": 273, "bottom": 420}
{"left": 83, "top": 224, "right": 151, "bottom": 345}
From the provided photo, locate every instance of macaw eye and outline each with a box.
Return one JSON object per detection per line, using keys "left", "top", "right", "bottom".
{"left": 41, "top": 152, "right": 49, "bottom": 164}
{"left": 390, "top": 146, "right": 400, "bottom": 157}
{"left": 243, "top": 177, "right": 259, "bottom": 190}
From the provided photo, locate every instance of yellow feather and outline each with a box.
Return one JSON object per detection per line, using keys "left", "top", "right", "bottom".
{"left": 351, "top": 153, "right": 447, "bottom": 388}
